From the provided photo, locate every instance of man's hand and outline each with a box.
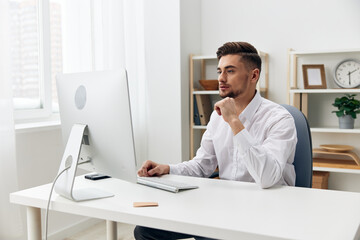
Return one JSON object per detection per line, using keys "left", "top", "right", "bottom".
{"left": 214, "top": 97, "right": 238, "bottom": 121}
{"left": 137, "top": 160, "right": 170, "bottom": 177}
{"left": 214, "top": 97, "right": 244, "bottom": 135}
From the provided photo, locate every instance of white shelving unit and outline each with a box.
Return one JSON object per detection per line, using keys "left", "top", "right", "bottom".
{"left": 189, "top": 52, "right": 269, "bottom": 158}
{"left": 287, "top": 48, "right": 360, "bottom": 176}
{"left": 189, "top": 55, "right": 220, "bottom": 158}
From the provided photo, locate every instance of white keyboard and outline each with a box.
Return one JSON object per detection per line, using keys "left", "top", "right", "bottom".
{"left": 137, "top": 177, "right": 199, "bottom": 193}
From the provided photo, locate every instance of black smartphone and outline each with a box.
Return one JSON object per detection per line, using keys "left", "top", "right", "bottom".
{"left": 84, "top": 173, "right": 111, "bottom": 180}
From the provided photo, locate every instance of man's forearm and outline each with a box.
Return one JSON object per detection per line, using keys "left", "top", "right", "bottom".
{"left": 228, "top": 118, "right": 245, "bottom": 135}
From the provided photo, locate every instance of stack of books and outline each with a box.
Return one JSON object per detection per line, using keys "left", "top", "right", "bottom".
{"left": 194, "top": 95, "right": 212, "bottom": 126}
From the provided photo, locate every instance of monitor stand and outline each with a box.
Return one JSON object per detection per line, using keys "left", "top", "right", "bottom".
{"left": 54, "top": 124, "right": 114, "bottom": 202}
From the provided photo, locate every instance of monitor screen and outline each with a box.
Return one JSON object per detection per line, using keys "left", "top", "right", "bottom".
{"left": 56, "top": 70, "right": 137, "bottom": 188}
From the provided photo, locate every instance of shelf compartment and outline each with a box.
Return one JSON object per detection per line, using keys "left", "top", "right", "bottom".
{"left": 313, "top": 148, "right": 360, "bottom": 165}
{"left": 313, "top": 158, "right": 360, "bottom": 170}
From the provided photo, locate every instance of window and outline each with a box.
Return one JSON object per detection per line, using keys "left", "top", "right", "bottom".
{"left": 10, "top": 0, "right": 124, "bottom": 123}
{"left": 10, "top": 0, "right": 62, "bottom": 121}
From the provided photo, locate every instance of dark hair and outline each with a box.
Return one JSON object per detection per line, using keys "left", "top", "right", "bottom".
{"left": 216, "top": 42, "right": 262, "bottom": 73}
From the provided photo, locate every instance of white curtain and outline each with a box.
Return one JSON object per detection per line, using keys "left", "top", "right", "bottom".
{"left": 62, "top": 0, "right": 148, "bottom": 166}
{"left": 91, "top": 0, "right": 148, "bottom": 167}
{"left": 0, "top": 0, "right": 23, "bottom": 239}
{"left": 122, "top": 0, "right": 149, "bottom": 167}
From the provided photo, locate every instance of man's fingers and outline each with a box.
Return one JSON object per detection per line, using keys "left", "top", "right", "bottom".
{"left": 137, "top": 167, "right": 148, "bottom": 177}
{"left": 137, "top": 161, "right": 169, "bottom": 177}
{"left": 148, "top": 166, "right": 161, "bottom": 176}
{"left": 214, "top": 102, "right": 222, "bottom": 116}
{"left": 137, "top": 160, "right": 154, "bottom": 177}
{"left": 215, "top": 106, "right": 221, "bottom": 116}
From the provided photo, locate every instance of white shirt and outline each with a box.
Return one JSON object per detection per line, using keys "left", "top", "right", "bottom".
{"left": 170, "top": 91, "right": 297, "bottom": 188}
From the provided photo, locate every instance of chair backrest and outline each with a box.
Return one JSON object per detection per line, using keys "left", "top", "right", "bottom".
{"left": 281, "top": 104, "right": 313, "bottom": 188}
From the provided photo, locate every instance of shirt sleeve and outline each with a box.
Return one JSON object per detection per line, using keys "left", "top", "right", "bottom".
{"left": 170, "top": 128, "right": 218, "bottom": 177}
{"left": 234, "top": 115, "right": 297, "bottom": 189}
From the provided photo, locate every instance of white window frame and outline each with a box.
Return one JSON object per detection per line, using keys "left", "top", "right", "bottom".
{"left": 14, "top": 0, "right": 54, "bottom": 122}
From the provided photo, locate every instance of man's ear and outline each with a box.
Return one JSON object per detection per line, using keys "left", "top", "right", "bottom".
{"left": 250, "top": 68, "right": 260, "bottom": 83}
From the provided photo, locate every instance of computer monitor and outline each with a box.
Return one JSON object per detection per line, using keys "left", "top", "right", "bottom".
{"left": 54, "top": 70, "right": 137, "bottom": 201}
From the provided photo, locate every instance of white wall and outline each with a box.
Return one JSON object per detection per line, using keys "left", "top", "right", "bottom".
{"left": 143, "top": 0, "right": 182, "bottom": 164}
{"left": 180, "top": 0, "right": 202, "bottom": 161}
{"left": 143, "top": 0, "right": 204, "bottom": 164}
{"left": 142, "top": 0, "right": 204, "bottom": 164}
{"left": 200, "top": 0, "right": 360, "bottom": 104}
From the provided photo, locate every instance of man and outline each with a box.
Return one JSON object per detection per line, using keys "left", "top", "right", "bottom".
{"left": 134, "top": 42, "right": 297, "bottom": 240}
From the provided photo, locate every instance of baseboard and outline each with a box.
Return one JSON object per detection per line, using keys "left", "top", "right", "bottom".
{"left": 47, "top": 218, "right": 102, "bottom": 240}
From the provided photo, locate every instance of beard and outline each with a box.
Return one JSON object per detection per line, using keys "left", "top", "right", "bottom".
{"left": 220, "top": 89, "right": 242, "bottom": 99}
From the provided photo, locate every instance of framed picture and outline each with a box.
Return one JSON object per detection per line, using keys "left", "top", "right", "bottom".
{"left": 302, "top": 64, "right": 327, "bottom": 89}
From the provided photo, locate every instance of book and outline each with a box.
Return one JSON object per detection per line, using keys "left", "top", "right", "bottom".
{"left": 193, "top": 96, "right": 201, "bottom": 125}
{"left": 195, "top": 94, "right": 213, "bottom": 125}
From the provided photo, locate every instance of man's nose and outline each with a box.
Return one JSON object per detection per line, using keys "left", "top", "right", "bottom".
{"left": 218, "top": 72, "right": 226, "bottom": 82}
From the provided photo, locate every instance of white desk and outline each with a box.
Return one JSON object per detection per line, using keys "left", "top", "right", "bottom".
{"left": 10, "top": 174, "right": 360, "bottom": 240}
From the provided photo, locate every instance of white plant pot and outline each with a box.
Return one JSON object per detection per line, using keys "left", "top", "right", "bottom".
{"left": 338, "top": 115, "right": 355, "bottom": 129}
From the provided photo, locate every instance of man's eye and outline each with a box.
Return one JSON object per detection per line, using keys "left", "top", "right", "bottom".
{"left": 217, "top": 71, "right": 221, "bottom": 74}
{"left": 227, "top": 70, "right": 234, "bottom": 73}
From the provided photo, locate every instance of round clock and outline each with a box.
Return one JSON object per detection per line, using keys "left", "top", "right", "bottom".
{"left": 333, "top": 59, "right": 360, "bottom": 88}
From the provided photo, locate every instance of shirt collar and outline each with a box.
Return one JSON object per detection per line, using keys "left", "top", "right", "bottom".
{"left": 239, "top": 90, "right": 263, "bottom": 126}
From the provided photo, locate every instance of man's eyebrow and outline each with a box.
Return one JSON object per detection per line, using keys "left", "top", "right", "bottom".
{"left": 217, "top": 65, "right": 237, "bottom": 70}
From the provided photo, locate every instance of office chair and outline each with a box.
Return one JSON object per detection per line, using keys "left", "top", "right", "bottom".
{"left": 210, "top": 104, "right": 313, "bottom": 188}
{"left": 281, "top": 104, "right": 313, "bottom": 188}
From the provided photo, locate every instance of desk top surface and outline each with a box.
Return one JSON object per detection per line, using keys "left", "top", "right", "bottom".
{"left": 10, "top": 174, "right": 360, "bottom": 240}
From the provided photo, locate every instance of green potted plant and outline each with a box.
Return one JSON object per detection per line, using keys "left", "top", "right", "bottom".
{"left": 332, "top": 94, "right": 360, "bottom": 129}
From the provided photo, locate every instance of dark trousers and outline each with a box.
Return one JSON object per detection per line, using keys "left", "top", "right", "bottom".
{"left": 134, "top": 226, "right": 217, "bottom": 240}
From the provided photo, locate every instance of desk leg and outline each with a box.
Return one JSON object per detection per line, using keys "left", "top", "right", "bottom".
{"left": 27, "top": 207, "right": 41, "bottom": 240}
{"left": 106, "top": 220, "right": 117, "bottom": 240}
